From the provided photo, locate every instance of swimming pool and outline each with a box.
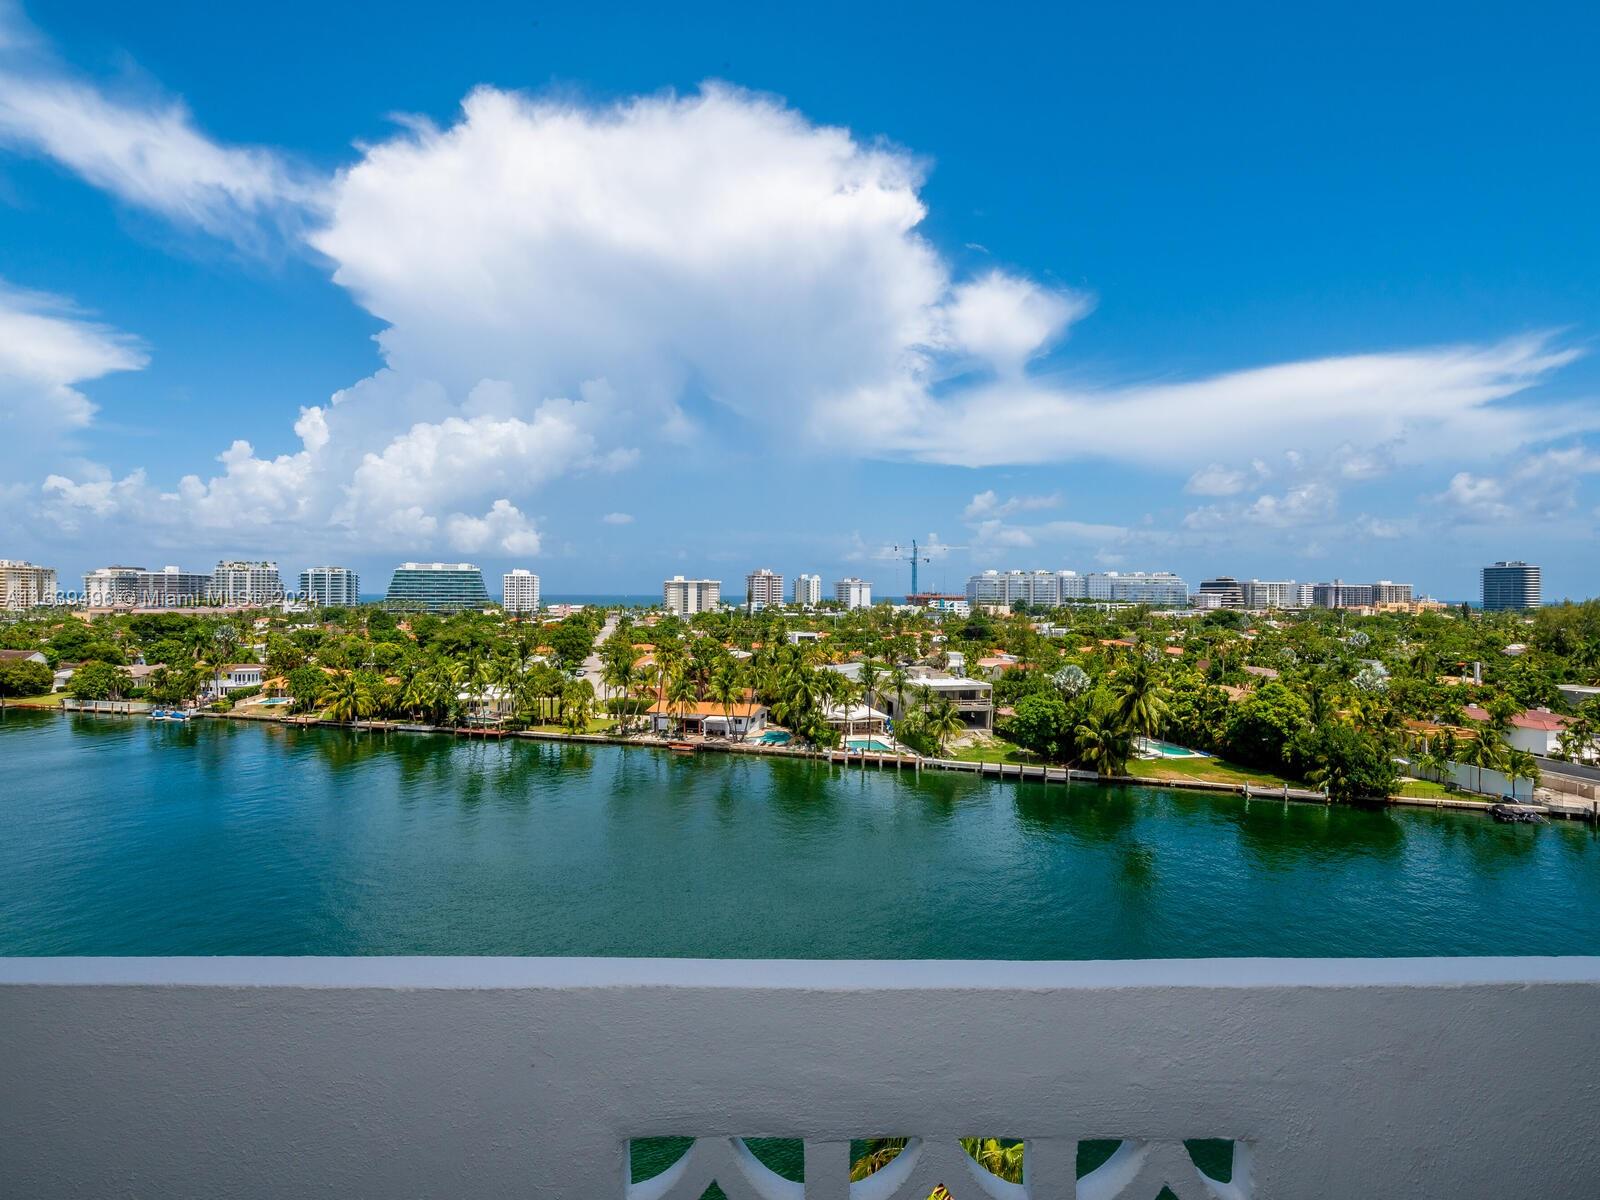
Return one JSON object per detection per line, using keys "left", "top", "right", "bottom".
{"left": 1136, "top": 737, "right": 1209, "bottom": 760}
{"left": 845, "top": 737, "right": 898, "bottom": 753}
{"left": 757, "top": 730, "right": 791, "bottom": 745}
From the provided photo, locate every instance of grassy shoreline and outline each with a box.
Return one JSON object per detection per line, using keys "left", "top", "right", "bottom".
{"left": 5, "top": 701, "right": 1530, "bottom": 817}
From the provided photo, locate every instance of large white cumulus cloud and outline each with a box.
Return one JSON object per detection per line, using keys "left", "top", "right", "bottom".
{"left": 2, "top": 33, "right": 1594, "bottom": 558}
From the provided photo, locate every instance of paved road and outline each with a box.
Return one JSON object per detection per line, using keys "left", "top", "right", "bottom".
{"left": 1536, "top": 754, "right": 1600, "bottom": 785}
{"left": 579, "top": 612, "right": 621, "bottom": 699}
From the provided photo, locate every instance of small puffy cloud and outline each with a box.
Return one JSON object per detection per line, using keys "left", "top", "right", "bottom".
{"left": 1185, "top": 459, "right": 1270, "bottom": 496}
{"left": 942, "top": 271, "right": 1090, "bottom": 373}
{"left": 1434, "top": 447, "right": 1600, "bottom": 524}
{"left": 1185, "top": 480, "right": 1338, "bottom": 531}
{"left": 445, "top": 499, "right": 542, "bottom": 555}
{"left": 963, "top": 489, "right": 1061, "bottom": 519}
{"left": 601, "top": 511, "right": 634, "bottom": 525}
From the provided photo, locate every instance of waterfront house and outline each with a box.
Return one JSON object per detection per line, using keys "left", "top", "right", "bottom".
{"left": 1462, "top": 704, "right": 1574, "bottom": 756}
{"left": 202, "top": 664, "right": 267, "bottom": 699}
{"left": 869, "top": 666, "right": 994, "bottom": 731}
{"left": 646, "top": 698, "right": 767, "bottom": 737}
{"left": 819, "top": 701, "right": 889, "bottom": 737}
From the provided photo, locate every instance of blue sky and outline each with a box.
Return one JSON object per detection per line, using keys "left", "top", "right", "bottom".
{"left": 1, "top": 0, "right": 1597, "bottom": 600}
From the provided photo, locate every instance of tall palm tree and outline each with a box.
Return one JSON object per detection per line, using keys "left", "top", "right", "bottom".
{"left": 1504, "top": 748, "right": 1541, "bottom": 802}
{"left": 858, "top": 658, "right": 882, "bottom": 713}
{"left": 1462, "top": 735, "right": 1505, "bottom": 796}
{"left": 925, "top": 695, "right": 964, "bottom": 757}
{"left": 886, "top": 663, "right": 910, "bottom": 723}
{"left": 602, "top": 652, "right": 639, "bottom": 725}
{"left": 666, "top": 669, "right": 697, "bottom": 738}
{"left": 1112, "top": 657, "right": 1170, "bottom": 743}
{"left": 319, "top": 672, "right": 374, "bottom": 725}
{"left": 708, "top": 662, "right": 743, "bottom": 741}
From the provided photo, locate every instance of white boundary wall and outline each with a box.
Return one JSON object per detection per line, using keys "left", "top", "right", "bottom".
{"left": 3, "top": 956, "right": 1599, "bottom": 1198}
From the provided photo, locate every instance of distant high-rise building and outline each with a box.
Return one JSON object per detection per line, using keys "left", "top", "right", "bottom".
{"left": 834, "top": 577, "right": 873, "bottom": 609}
{"left": 299, "top": 566, "right": 360, "bottom": 608}
{"left": 1370, "top": 580, "right": 1414, "bottom": 605}
{"left": 83, "top": 565, "right": 211, "bottom": 608}
{"left": 384, "top": 563, "right": 490, "bottom": 612}
{"left": 663, "top": 576, "right": 720, "bottom": 615}
{"left": 745, "top": 568, "right": 784, "bottom": 611}
{"left": 211, "top": 561, "right": 285, "bottom": 606}
{"left": 1196, "top": 577, "right": 1246, "bottom": 608}
{"left": 968, "top": 568, "right": 1188, "bottom": 607}
{"left": 502, "top": 569, "right": 541, "bottom": 614}
{"left": 1482, "top": 561, "right": 1541, "bottom": 611}
{"left": 794, "top": 573, "right": 822, "bottom": 606}
{"left": 1242, "top": 580, "right": 1301, "bottom": 609}
{"left": 0, "top": 560, "right": 56, "bottom": 610}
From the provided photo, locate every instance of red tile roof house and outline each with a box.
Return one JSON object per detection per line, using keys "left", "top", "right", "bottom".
{"left": 1462, "top": 704, "right": 1572, "bottom": 756}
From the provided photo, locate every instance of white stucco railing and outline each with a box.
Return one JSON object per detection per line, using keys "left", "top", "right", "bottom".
{"left": 3, "top": 956, "right": 1598, "bottom": 1198}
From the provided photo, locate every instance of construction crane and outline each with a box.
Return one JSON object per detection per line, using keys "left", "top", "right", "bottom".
{"left": 892, "top": 540, "right": 933, "bottom": 597}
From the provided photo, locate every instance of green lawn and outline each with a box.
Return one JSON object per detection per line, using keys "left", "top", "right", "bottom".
{"left": 952, "top": 739, "right": 1041, "bottom": 765}
{"left": 524, "top": 717, "right": 616, "bottom": 735}
{"left": 2, "top": 692, "right": 65, "bottom": 708}
{"left": 1123, "top": 756, "right": 1296, "bottom": 789}
{"left": 1395, "top": 778, "right": 1476, "bottom": 800}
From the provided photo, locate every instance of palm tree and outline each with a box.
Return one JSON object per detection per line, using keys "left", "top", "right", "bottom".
{"left": 560, "top": 679, "right": 594, "bottom": 733}
{"left": 925, "top": 695, "right": 964, "bottom": 757}
{"left": 1462, "top": 735, "right": 1505, "bottom": 796}
{"left": 1074, "top": 706, "right": 1133, "bottom": 778}
{"left": 1504, "top": 748, "right": 1541, "bottom": 802}
{"left": 319, "top": 672, "right": 374, "bottom": 725}
{"left": 886, "top": 663, "right": 910, "bottom": 723}
{"left": 666, "top": 669, "right": 697, "bottom": 738}
{"left": 857, "top": 658, "right": 882, "bottom": 712}
{"left": 602, "top": 652, "right": 639, "bottom": 726}
{"left": 708, "top": 662, "right": 743, "bottom": 741}
{"left": 1112, "top": 657, "right": 1170, "bottom": 744}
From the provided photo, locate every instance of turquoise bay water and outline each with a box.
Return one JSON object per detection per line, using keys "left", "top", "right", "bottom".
{"left": 3, "top": 708, "right": 1598, "bottom": 958}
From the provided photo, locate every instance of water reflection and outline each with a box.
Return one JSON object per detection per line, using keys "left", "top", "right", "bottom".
{"left": 1231, "top": 801, "right": 1405, "bottom": 867}
{"left": 5, "top": 715, "right": 1599, "bottom": 958}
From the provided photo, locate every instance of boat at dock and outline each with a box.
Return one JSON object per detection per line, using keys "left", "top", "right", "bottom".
{"left": 1490, "top": 803, "right": 1545, "bottom": 824}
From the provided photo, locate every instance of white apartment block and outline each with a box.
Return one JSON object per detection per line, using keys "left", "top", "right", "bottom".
{"left": 834, "top": 577, "right": 873, "bottom": 609}
{"left": 83, "top": 565, "right": 212, "bottom": 608}
{"left": 663, "top": 576, "right": 720, "bottom": 615}
{"left": 968, "top": 569, "right": 1188, "bottom": 607}
{"left": 794, "top": 573, "right": 822, "bottom": 606}
{"left": 502, "top": 569, "right": 541, "bottom": 614}
{"left": 299, "top": 566, "right": 360, "bottom": 608}
{"left": 1242, "top": 580, "right": 1302, "bottom": 609}
{"left": 745, "top": 568, "right": 784, "bottom": 610}
{"left": 211, "top": 561, "right": 285, "bottom": 606}
{"left": 0, "top": 560, "right": 57, "bottom": 610}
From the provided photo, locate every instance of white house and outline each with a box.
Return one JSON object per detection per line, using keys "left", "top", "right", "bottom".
{"left": 1463, "top": 704, "right": 1572, "bottom": 756}
{"left": 204, "top": 664, "right": 266, "bottom": 698}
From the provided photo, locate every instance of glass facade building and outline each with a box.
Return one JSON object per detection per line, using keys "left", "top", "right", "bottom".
{"left": 1481, "top": 561, "right": 1541, "bottom": 611}
{"left": 384, "top": 563, "right": 490, "bottom": 612}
